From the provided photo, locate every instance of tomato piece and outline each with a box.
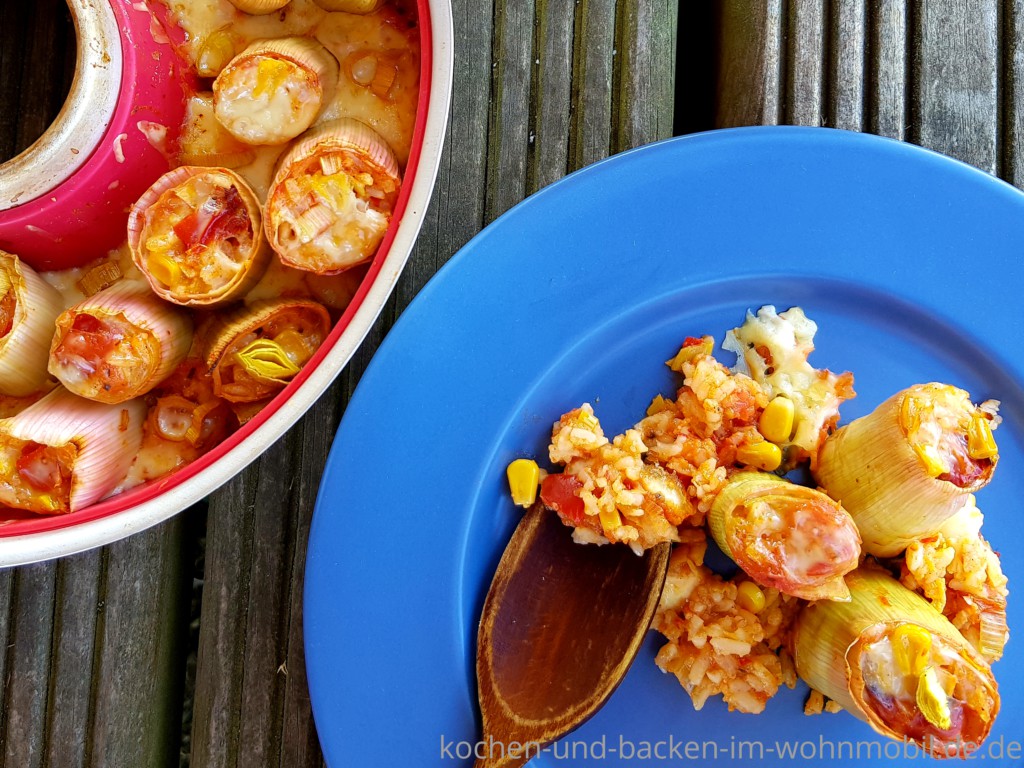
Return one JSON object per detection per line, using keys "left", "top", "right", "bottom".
{"left": 682, "top": 336, "right": 705, "bottom": 348}
{"left": 200, "top": 186, "right": 250, "bottom": 247}
{"left": 173, "top": 185, "right": 250, "bottom": 253}
{"left": 0, "top": 289, "right": 16, "bottom": 338}
{"left": 54, "top": 313, "right": 123, "bottom": 372}
{"left": 16, "top": 442, "right": 70, "bottom": 494}
{"left": 71, "top": 313, "right": 105, "bottom": 335}
{"left": 172, "top": 210, "right": 202, "bottom": 248}
{"left": 539, "top": 473, "right": 586, "bottom": 526}
{"left": 939, "top": 434, "right": 989, "bottom": 488}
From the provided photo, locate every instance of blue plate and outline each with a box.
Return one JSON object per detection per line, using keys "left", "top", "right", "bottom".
{"left": 304, "top": 127, "right": 1024, "bottom": 767}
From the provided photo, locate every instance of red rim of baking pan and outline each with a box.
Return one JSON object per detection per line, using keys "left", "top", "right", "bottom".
{"left": 0, "top": 0, "right": 435, "bottom": 536}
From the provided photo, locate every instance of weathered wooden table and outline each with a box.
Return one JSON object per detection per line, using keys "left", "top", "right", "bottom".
{"left": 0, "top": 1, "right": 1019, "bottom": 765}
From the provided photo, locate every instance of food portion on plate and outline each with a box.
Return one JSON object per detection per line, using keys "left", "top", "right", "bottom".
{"left": 504, "top": 306, "right": 1007, "bottom": 758}
{"left": 0, "top": 0, "right": 420, "bottom": 519}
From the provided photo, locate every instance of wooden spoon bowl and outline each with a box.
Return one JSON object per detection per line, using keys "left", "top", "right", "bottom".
{"left": 475, "top": 504, "right": 671, "bottom": 768}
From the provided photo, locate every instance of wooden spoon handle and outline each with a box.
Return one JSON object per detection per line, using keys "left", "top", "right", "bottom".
{"left": 473, "top": 750, "right": 531, "bottom": 768}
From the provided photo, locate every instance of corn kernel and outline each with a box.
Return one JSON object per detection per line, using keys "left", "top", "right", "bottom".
{"left": 892, "top": 624, "right": 931, "bottom": 677}
{"left": 598, "top": 504, "right": 622, "bottom": 535}
{"left": 912, "top": 443, "right": 948, "bottom": 477}
{"left": 147, "top": 254, "right": 182, "bottom": 288}
{"left": 967, "top": 414, "right": 998, "bottom": 460}
{"left": 736, "top": 580, "right": 766, "bottom": 613}
{"left": 759, "top": 396, "right": 795, "bottom": 443}
{"left": 506, "top": 459, "right": 540, "bottom": 508}
{"left": 736, "top": 441, "right": 782, "bottom": 472}
{"left": 916, "top": 667, "right": 952, "bottom": 730}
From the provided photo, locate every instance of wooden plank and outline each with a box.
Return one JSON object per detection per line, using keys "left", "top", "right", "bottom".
{"left": 0, "top": 0, "right": 75, "bottom": 162}
{"left": 914, "top": 0, "right": 1000, "bottom": 172}
{"left": 715, "top": 0, "right": 1003, "bottom": 169}
{"left": 190, "top": 469, "right": 263, "bottom": 768}
{"left": 88, "top": 518, "right": 192, "bottom": 768}
{"left": 15, "top": 0, "right": 75, "bottom": 153}
{"left": 392, "top": 0, "right": 495, "bottom": 313}
{"left": 485, "top": 0, "right": 535, "bottom": 220}
{"left": 530, "top": 0, "right": 575, "bottom": 191}
{"left": 1, "top": 564, "right": 57, "bottom": 768}
{"left": 867, "top": 0, "right": 909, "bottom": 139}
{"left": 829, "top": 0, "right": 867, "bottom": 130}
{"left": 43, "top": 552, "right": 103, "bottom": 768}
{"left": 570, "top": 0, "right": 617, "bottom": 168}
{"left": 0, "top": 524, "right": 191, "bottom": 768}
{"left": 277, "top": 388, "right": 345, "bottom": 768}
{"left": 716, "top": 0, "right": 904, "bottom": 133}
{"left": 715, "top": 1, "right": 784, "bottom": 127}
{"left": 785, "top": 0, "right": 827, "bottom": 126}
{"left": 615, "top": 0, "right": 678, "bottom": 150}
{"left": 0, "top": 572, "right": 13, "bottom": 759}
{"left": 232, "top": 437, "right": 300, "bottom": 767}
{"left": 1003, "top": 0, "right": 1023, "bottom": 187}
{"left": 190, "top": 422, "right": 329, "bottom": 768}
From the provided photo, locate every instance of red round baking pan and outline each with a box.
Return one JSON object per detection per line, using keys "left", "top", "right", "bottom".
{"left": 0, "top": 0, "right": 453, "bottom": 564}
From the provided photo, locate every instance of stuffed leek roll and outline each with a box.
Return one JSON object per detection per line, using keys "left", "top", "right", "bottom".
{"left": 201, "top": 299, "right": 331, "bottom": 403}
{"left": 0, "top": 388, "right": 145, "bottom": 514}
{"left": 814, "top": 383, "right": 999, "bottom": 557}
{"left": 48, "top": 283, "right": 193, "bottom": 404}
{"left": 128, "top": 167, "right": 271, "bottom": 306}
{"left": 792, "top": 568, "right": 999, "bottom": 757}
{"left": 707, "top": 472, "right": 861, "bottom": 601}
{"left": 213, "top": 37, "right": 339, "bottom": 146}
{"left": 264, "top": 118, "right": 401, "bottom": 274}
{"left": 0, "top": 251, "right": 65, "bottom": 396}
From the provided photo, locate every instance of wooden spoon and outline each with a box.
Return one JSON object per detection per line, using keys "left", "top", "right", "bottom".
{"left": 474, "top": 503, "right": 671, "bottom": 768}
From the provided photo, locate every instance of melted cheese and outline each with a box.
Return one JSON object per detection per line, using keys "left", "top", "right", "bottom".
{"left": 316, "top": 12, "right": 420, "bottom": 165}
{"left": 215, "top": 56, "right": 322, "bottom": 145}
{"left": 740, "top": 496, "right": 849, "bottom": 585}
{"left": 724, "top": 306, "right": 853, "bottom": 459}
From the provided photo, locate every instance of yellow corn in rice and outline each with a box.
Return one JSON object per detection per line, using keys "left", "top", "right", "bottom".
{"left": 652, "top": 528, "right": 799, "bottom": 714}
{"left": 546, "top": 404, "right": 696, "bottom": 551}
{"left": 545, "top": 352, "right": 786, "bottom": 551}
